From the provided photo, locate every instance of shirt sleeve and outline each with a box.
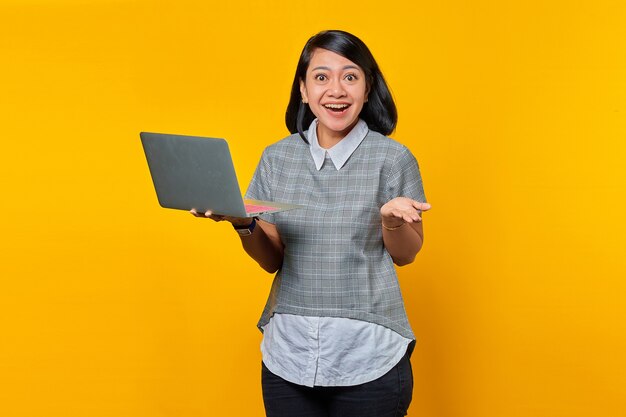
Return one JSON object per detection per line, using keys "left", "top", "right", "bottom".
{"left": 384, "top": 146, "right": 427, "bottom": 204}
{"left": 244, "top": 148, "right": 276, "bottom": 224}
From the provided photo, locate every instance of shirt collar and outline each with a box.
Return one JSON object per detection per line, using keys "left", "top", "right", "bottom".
{"left": 307, "top": 119, "right": 369, "bottom": 170}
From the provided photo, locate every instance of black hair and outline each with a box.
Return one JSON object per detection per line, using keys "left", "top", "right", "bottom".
{"left": 285, "top": 30, "right": 398, "bottom": 143}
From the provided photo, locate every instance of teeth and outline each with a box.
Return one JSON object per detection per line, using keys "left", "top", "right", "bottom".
{"left": 324, "top": 103, "right": 349, "bottom": 109}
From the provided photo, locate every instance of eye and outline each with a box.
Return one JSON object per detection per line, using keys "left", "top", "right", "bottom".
{"left": 345, "top": 73, "right": 358, "bottom": 82}
{"left": 314, "top": 74, "right": 328, "bottom": 82}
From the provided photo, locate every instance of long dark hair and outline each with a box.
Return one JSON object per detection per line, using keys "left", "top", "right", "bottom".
{"left": 285, "top": 30, "right": 398, "bottom": 143}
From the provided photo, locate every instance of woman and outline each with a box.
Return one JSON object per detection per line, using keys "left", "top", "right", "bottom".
{"left": 192, "top": 30, "right": 430, "bottom": 417}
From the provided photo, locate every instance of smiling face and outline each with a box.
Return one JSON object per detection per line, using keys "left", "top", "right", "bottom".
{"left": 300, "top": 48, "right": 369, "bottom": 147}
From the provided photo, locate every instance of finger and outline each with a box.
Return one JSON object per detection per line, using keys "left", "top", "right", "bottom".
{"left": 205, "top": 211, "right": 225, "bottom": 222}
{"left": 190, "top": 208, "right": 200, "bottom": 217}
{"left": 404, "top": 208, "right": 424, "bottom": 223}
{"left": 382, "top": 211, "right": 403, "bottom": 224}
{"left": 399, "top": 208, "right": 419, "bottom": 222}
{"left": 404, "top": 213, "right": 417, "bottom": 223}
{"left": 390, "top": 211, "right": 412, "bottom": 224}
{"left": 412, "top": 201, "right": 431, "bottom": 212}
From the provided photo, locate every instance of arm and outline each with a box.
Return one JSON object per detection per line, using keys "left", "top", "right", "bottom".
{"left": 190, "top": 210, "right": 284, "bottom": 273}
{"left": 238, "top": 219, "right": 284, "bottom": 273}
{"left": 380, "top": 197, "right": 431, "bottom": 266}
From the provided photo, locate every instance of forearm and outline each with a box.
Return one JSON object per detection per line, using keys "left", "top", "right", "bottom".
{"left": 382, "top": 222, "right": 424, "bottom": 266}
{"left": 238, "top": 222, "right": 284, "bottom": 273}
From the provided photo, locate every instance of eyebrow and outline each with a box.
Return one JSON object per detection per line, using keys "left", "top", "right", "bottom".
{"left": 311, "top": 65, "right": 361, "bottom": 72}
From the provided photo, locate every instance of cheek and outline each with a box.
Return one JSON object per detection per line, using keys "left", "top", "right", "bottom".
{"left": 355, "top": 84, "right": 368, "bottom": 102}
{"left": 305, "top": 85, "right": 324, "bottom": 101}
{"left": 305, "top": 90, "right": 325, "bottom": 112}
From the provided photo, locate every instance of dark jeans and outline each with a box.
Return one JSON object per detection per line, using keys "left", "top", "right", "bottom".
{"left": 261, "top": 349, "right": 413, "bottom": 417}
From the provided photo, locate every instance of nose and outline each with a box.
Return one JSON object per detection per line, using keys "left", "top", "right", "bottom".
{"left": 327, "top": 78, "right": 346, "bottom": 97}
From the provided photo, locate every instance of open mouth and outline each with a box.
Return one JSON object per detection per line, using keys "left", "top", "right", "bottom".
{"left": 323, "top": 103, "right": 350, "bottom": 113}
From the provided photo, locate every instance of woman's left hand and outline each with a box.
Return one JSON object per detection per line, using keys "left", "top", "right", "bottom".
{"left": 380, "top": 197, "right": 431, "bottom": 228}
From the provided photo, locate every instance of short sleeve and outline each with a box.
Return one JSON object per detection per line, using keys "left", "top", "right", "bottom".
{"left": 244, "top": 148, "right": 276, "bottom": 224}
{"left": 384, "top": 146, "right": 427, "bottom": 204}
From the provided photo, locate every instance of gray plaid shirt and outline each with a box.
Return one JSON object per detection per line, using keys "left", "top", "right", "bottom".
{"left": 246, "top": 123, "right": 426, "bottom": 340}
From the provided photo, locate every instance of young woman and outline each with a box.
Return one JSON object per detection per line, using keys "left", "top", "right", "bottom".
{"left": 192, "top": 30, "right": 431, "bottom": 417}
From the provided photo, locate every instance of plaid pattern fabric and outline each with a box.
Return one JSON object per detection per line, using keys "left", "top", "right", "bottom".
{"left": 245, "top": 130, "right": 426, "bottom": 339}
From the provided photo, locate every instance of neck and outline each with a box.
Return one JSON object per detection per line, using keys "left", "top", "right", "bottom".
{"left": 316, "top": 121, "right": 357, "bottom": 149}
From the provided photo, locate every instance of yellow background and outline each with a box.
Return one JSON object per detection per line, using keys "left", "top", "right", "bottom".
{"left": 1, "top": 1, "right": 625, "bottom": 416}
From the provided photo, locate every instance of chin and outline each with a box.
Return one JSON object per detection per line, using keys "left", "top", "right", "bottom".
{"left": 319, "top": 116, "right": 359, "bottom": 135}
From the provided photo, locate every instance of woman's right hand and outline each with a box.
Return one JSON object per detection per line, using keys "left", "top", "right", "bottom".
{"left": 189, "top": 209, "right": 253, "bottom": 227}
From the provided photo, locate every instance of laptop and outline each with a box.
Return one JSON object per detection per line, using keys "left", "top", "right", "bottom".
{"left": 140, "top": 132, "right": 301, "bottom": 217}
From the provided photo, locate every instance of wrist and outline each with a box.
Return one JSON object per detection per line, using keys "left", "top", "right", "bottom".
{"left": 232, "top": 218, "right": 254, "bottom": 227}
{"left": 233, "top": 217, "right": 257, "bottom": 236}
{"left": 382, "top": 218, "right": 405, "bottom": 231}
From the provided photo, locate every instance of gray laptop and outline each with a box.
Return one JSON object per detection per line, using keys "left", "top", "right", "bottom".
{"left": 140, "top": 132, "right": 300, "bottom": 217}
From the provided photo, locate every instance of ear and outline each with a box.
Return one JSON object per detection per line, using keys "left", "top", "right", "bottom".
{"left": 299, "top": 79, "right": 309, "bottom": 104}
